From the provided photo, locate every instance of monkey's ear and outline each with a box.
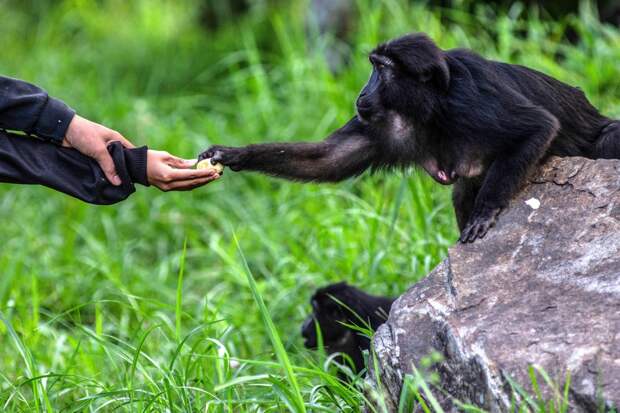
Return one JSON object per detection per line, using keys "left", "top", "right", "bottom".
{"left": 415, "top": 60, "right": 450, "bottom": 90}
{"left": 387, "top": 34, "right": 450, "bottom": 90}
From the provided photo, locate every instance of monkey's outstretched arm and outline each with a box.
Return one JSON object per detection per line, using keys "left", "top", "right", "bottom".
{"left": 460, "top": 105, "right": 559, "bottom": 242}
{"left": 199, "top": 117, "right": 378, "bottom": 182}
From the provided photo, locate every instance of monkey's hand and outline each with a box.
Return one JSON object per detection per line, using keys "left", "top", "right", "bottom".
{"left": 199, "top": 145, "right": 249, "bottom": 171}
{"left": 459, "top": 206, "right": 501, "bottom": 243}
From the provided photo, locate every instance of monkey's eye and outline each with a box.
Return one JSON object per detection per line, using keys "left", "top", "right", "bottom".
{"left": 369, "top": 54, "right": 390, "bottom": 70}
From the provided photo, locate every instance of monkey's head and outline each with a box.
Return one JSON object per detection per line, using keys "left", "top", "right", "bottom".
{"left": 301, "top": 283, "right": 394, "bottom": 373}
{"left": 356, "top": 33, "right": 454, "bottom": 183}
{"left": 356, "top": 33, "right": 450, "bottom": 126}
{"left": 301, "top": 282, "right": 357, "bottom": 350}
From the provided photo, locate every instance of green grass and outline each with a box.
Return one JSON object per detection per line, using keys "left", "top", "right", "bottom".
{"left": 0, "top": 0, "right": 618, "bottom": 411}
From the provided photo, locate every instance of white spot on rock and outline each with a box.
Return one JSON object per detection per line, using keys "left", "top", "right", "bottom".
{"left": 525, "top": 198, "right": 541, "bottom": 210}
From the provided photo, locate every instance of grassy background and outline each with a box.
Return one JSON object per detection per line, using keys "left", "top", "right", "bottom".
{"left": 0, "top": 0, "right": 618, "bottom": 411}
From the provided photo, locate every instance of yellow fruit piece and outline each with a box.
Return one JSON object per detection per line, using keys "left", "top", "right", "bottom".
{"left": 196, "top": 158, "right": 224, "bottom": 174}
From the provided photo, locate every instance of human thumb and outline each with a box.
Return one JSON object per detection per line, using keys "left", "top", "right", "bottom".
{"left": 97, "top": 151, "right": 121, "bottom": 186}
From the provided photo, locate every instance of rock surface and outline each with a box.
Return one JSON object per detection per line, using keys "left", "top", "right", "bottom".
{"left": 371, "top": 157, "right": 620, "bottom": 412}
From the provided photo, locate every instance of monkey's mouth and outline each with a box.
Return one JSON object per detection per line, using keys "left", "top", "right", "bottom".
{"left": 423, "top": 165, "right": 457, "bottom": 185}
{"left": 421, "top": 159, "right": 457, "bottom": 185}
{"left": 433, "top": 169, "right": 458, "bottom": 185}
{"left": 356, "top": 104, "right": 374, "bottom": 122}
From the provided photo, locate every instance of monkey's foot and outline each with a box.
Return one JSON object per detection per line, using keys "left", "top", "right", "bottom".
{"left": 199, "top": 145, "right": 249, "bottom": 171}
{"left": 459, "top": 207, "right": 501, "bottom": 243}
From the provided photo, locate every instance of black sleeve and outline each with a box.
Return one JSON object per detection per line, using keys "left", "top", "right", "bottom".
{"left": 0, "top": 130, "right": 149, "bottom": 205}
{"left": 0, "top": 76, "right": 76, "bottom": 144}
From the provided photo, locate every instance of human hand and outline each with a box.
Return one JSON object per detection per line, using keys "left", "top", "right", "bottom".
{"left": 147, "top": 150, "right": 220, "bottom": 191}
{"left": 63, "top": 115, "right": 135, "bottom": 186}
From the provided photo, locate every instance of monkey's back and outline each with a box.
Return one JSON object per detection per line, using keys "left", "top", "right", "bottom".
{"left": 447, "top": 48, "right": 610, "bottom": 156}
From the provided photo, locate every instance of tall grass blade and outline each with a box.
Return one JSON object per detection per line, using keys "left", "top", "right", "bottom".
{"left": 175, "top": 237, "right": 188, "bottom": 342}
{"left": 234, "top": 234, "right": 307, "bottom": 413}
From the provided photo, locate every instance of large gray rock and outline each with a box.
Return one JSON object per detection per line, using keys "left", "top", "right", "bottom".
{"left": 371, "top": 157, "right": 620, "bottom": 412}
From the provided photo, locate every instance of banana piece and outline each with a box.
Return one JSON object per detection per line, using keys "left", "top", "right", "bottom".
{"left": 196, "top": 158, "right": 224, "bottom": 174}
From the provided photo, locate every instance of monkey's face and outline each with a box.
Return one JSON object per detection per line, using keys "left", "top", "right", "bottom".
{"left": 356, "top": 53, "right": 401, "bottom": 124}
{"left": 355, "top": 53, "right": 412, "bottom": 123}
{"left": 301, "top": 296, "right": 350, "bottom": 350}
{"left": 355, "top": 51, "right": 440, "bottom": 139}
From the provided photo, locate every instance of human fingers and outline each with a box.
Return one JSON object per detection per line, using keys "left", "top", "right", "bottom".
{"left": 162, "top": 174, "right": 220, "bottom": 191}
{"left": 164, "top": 166, "right": 218, "bottom": 182}
{"left": 96, "top": 150, "right": 122, "bottom": 186}
{"left": 166, "top": 154, "right": 197, "bottom": 169}
{"left": 106, "top": 130, "right": 135, "bottom": 149}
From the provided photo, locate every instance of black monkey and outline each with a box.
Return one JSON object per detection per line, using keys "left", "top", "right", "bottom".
{"left": 200, "top": 33, "right": 620, "bottom": 242}
{"left": 301, "top": 282, "right": 394, "bottom": 373}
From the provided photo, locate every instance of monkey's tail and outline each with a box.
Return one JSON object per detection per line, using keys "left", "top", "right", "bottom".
{"left": 594, "top": 121, "right": 620, "bottom": 159}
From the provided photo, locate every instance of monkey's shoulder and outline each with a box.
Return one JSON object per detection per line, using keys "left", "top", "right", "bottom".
{"left": 447, "top": 48, "right": 585, "bottom": 98}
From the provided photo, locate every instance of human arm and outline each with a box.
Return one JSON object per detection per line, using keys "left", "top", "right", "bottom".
{"left": 0, "top": 75, "right": 141, "bottom": 185}
{"left": 0, "top": 131, "right": 219, "bottom": 204}
{"left": 0, "top": 130, "right": 145, "bottom": 204}
{"left": 0, "top": 75, "right": 75, "bottom": 143}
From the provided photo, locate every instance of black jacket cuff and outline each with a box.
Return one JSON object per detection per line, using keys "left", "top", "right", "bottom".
{"left": 33, "top": 96, "right": 76, "bottom": 143}
{"left": 125, "top": 145, "right": 149, "bottom": 186}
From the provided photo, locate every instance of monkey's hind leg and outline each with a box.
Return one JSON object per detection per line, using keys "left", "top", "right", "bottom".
{"left": 594, "top": 121, "right": 620, "bottom": 159}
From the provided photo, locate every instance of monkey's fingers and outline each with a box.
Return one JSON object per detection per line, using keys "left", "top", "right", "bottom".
{"left": 208, "top": 149, "right": 234, "bottom": 167}
{"left": 202, "top": 146, "right": 248, "bottom": 171}
{"left": 477, "top": 222, "right": 493, "bottom": 239}
{"left": 460, "top": 223, "right": 483, "bottom": 243}
{"left": 459, "top": 224, "right": 476, "bottom": 243}
{"left": 459, "top": 209, "right": 499, "bottom": 243}
{"left": 199, "top": 145, "right": 229, "bottom": 163}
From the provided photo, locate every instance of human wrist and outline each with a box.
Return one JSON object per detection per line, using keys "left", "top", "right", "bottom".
{"left": 124, "top": 146, "right": 150, "bottom": 186}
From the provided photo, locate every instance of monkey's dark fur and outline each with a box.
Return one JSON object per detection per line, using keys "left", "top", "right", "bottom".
{"left": 300, "top": 282, "right": 394, "bottom": 373}
{"left": 200, "top": 33, "right": 620, "bottom": 242}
